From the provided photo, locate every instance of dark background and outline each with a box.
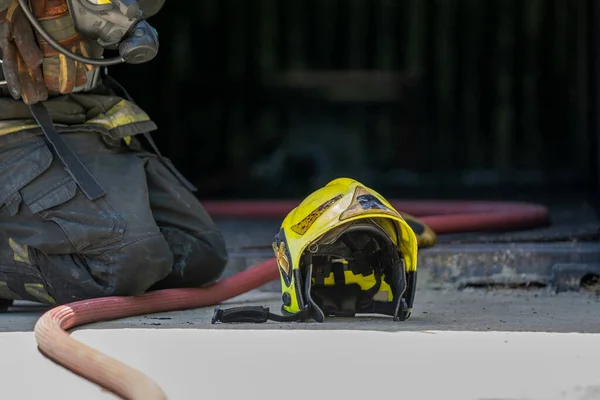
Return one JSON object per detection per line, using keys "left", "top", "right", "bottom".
{"left": 108, "top": 0, "right": 599, "bottom": 203}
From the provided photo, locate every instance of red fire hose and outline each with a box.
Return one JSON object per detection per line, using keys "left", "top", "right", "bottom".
{"left": 33, "top": 199, "right": 549, "bottom": 400}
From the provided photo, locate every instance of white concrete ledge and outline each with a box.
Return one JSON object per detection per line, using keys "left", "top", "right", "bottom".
{"left": 2, "top": 329, "right": 599, "bottom": 400}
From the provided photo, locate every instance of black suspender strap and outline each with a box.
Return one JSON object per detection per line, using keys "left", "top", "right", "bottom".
{"left": 29, "top": 102, "right": 107, "bottom": 201}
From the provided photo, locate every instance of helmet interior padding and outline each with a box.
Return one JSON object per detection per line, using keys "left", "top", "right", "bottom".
{"left": 300, "top": 222, "right": 409, "bottom": 321}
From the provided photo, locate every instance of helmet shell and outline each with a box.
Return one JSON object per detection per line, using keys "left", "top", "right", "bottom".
{"left": 272, "top": 178, "right": 419, "bottom": 317}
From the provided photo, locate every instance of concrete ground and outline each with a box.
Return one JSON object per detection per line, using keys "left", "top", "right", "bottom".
{"left": 1, "top": 287, "right": 599, "bottom": 400}
{"left": 2, "top": 287, "right": 599, "bottom": 333}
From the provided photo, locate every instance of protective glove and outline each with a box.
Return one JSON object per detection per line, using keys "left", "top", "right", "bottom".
{"left": 30, "top": 0, "right": 97, "bottom": 95}
{"left": 0, "top": 0, "right": 47, "bottom": 104}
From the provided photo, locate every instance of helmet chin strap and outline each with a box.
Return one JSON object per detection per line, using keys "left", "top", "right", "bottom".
{"left": 211, "top": 258, "right": 315, "bottom": 324}
{"left": 303, "top": 261, "right": 325, "bottom": 322}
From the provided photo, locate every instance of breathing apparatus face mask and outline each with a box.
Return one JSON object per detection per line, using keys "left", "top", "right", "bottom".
{"left": 16, "top": 0, "right": 162, "bottom": 66}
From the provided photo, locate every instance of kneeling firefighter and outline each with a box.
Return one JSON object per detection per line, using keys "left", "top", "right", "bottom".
{"left": 0, "top": 0, "right": 229, "bottom": 307}
{"left": 213, "top": 178, "right": 422, "bottom": 323}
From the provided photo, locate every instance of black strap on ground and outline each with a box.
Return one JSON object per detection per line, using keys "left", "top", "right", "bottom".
{"left": 211, "top": 305, "right": 310, "bottom": 323}
{"left": 29, "top": 102, "right": 107, "bottom": 201}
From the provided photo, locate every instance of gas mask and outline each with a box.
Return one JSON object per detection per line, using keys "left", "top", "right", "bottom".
{"left": 16, "top": 0, "right": 163, "bottom": 66}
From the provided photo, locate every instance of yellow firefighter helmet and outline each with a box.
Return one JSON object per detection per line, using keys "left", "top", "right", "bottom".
{"left": 272, "top": 177, "right": 419, "bottom": 322}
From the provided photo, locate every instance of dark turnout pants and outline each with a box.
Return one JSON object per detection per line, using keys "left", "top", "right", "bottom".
{"left": 0, "top": 131, "right": 228, "bottom": 305}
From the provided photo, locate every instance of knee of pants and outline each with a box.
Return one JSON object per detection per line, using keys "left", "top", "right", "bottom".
{"left": 202, "top": 231, "right": 229, "bottom": 283}
{"left": 154, "top": 228, "right": 229, "bottom": 289}
{"left": 182, "top": 229, "right": 230, "bottom": 285}
{"left": 99, "top": 234, "right": 174, "bottom": 297}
